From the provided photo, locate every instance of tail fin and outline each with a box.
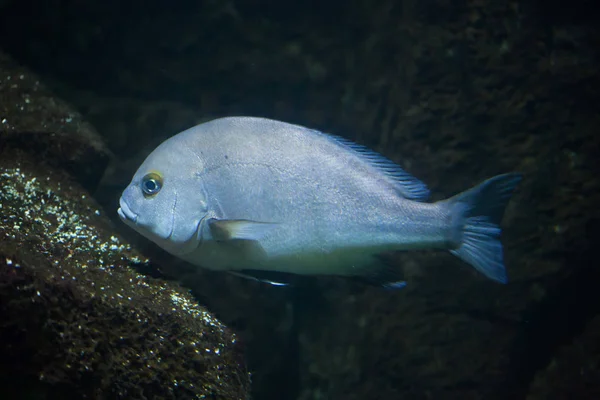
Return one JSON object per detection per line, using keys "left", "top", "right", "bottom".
{"left": 446, "top": 173, "right": 522, "bottom": 283}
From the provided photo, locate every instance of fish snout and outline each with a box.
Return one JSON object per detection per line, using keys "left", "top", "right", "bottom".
{"left": 118, "top": 197, "right": 138, "bottom": 224}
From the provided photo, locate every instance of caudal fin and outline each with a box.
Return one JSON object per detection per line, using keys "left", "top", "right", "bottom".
{"left": 446, "top": 173, "right": 522, "bottom": 283}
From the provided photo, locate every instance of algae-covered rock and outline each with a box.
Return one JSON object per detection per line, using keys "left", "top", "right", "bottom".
{"left": 0, "top": 51, "right": 250, "bottom": 399}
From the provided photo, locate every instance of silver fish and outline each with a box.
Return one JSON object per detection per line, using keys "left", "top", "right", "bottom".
{"left": 118, "top": 116, "right": 521, "bottom": 288}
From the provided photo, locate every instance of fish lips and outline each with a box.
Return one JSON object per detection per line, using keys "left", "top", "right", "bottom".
{"left": 118, "top": 197, "right": 138, "bottom": 225}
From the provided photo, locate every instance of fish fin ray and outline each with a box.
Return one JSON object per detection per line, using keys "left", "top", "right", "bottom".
{"left": 318, "top": 131, "right": 430, "bottom": 201}
{"left": 446, "top": 173, "right": 522, "bottom": 283}
{"left": 208, "top": 218, "right": 278, "bottom": 241}
{"left": 228, "top": 270, "right": 292, "bottom": 286}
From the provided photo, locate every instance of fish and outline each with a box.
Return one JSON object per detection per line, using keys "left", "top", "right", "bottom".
{"left": 118, "top": 116, "right": 522, "bottom": 288}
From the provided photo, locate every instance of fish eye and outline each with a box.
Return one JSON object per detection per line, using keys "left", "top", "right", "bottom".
{"left": 141, "top": 172, "right": 163, "bottom": 197}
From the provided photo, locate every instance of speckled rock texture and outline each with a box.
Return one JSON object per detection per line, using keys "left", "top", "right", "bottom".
{"left": 0, "top": 1, "right": 598, "bottom": 399}
{"left": 0, "top": 51, "right": 250, "bottom": 399}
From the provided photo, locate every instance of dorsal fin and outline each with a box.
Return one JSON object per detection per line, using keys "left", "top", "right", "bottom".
{"left": 320, "top": 131, "right": 430, "bottom": 201}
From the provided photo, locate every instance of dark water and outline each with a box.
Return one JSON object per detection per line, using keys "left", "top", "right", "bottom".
{"left": 0, "top": 0, "right": 599, "bottom": 399}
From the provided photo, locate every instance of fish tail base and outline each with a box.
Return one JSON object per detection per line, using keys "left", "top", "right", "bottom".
{"left": 447, "top": 173, "right": 522, "bottom": 283}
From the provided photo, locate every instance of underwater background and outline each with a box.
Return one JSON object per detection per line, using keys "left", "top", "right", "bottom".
{"left": 0, "top": 0, "right": 599, "bottom": 399}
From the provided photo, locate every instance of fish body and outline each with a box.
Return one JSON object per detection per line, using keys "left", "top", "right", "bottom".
{"left": 118, "top": 116, "right": 521, "bottom": 287}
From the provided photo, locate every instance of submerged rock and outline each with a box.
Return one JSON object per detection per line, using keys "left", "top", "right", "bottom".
{"left": 0, "top": 51, "right": 250, "bottom": 399}
{"left": 527, "top": 316, "right": 600, "bottom": 400}
{"left": 0, "top": 50, "right": 110, "bottom": 193}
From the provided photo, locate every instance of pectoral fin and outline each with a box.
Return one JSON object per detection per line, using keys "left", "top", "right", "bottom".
{"left": 208, "top": 218, "right": 278, "bottom": 241}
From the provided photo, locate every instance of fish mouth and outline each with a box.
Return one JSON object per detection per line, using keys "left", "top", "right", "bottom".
{"left": 117, "top": 198, "right": 138, "bottom": 224}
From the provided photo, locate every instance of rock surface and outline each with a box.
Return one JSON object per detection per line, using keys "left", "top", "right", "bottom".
{"left": 527, "top": 315, "right": 600, "bottom": 400}
{"left": 0, "top": 51, "right": 250, "bottom": 399}
{"left": 0, "top": 50, "right": 110, "bottom": 193}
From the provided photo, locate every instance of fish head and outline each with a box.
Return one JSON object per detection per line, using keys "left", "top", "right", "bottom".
{"left": 117, "top": 136, "right": 209, "bottom": 256}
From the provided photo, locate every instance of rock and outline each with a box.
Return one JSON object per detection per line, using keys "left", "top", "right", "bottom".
{"left": 0, "top": 50, "right": 110, "bottom": 193}
{"left": 0, "top": 51, "right": 250, "bottom": 399}
{"left": 527, "top": 316, "right": 600, "bottom": 400}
